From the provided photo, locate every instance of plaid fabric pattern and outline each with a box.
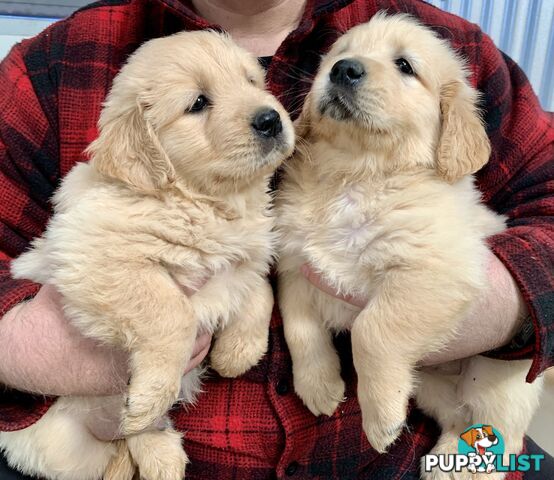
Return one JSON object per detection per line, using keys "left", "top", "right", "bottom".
{"left": 0, "top": 0, "right": 552, "bottom": 478}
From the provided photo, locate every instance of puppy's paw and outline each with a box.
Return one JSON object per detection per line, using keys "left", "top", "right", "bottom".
{"left": 359, "top": 395, "right": 408, "bottom": 453}
{"left": 128, "top": 429, "right": 187, "bottom": 480}
{"left": 420, "top": 469, "right": 488, "bottom": 480}
{"left": 211, "top": 330, "right": 267, "bottom": 378}
{"left": 362, "top": 416, "right": 405, "bottom": 454}
{"left": 357, "top": 367, "right": 414, "bottom": 453}
{"left": 294, "top": 365, "right": 345, "bottom": 417}
{"left": 420, "top": 433, "right": 459, "bottom": 480}
{"left": 104, "top": 440, "right": 136, "bottom": 480}
{"left": 474, "top": 473, "right": 505, "bottom": 480}
{"left": 121, "top": 376, "right": 181, "bottom": 435}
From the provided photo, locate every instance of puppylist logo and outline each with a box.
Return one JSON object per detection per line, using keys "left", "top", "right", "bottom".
{"left": 423, "top": 424, "right": 544, "bottom": 474}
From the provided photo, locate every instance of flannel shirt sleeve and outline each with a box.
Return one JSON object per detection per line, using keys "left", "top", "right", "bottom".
{"left": 474, "top": 33, "right": 554, "bottom": 383}
{"left": 0, "top": 42, "right": 59, "bottom": 431}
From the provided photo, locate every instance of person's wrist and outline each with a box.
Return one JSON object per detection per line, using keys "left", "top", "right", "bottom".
{"left": 483, "top": 251, "right": 528, "bottom": 349}
{"left": 0, "top": 285, "right": 129, "bottom": 396}
{"left": 0, "top": 300, "right": 29, "bottom": 388}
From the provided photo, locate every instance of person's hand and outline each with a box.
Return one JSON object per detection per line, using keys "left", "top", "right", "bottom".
{"left": 0, "top": 282, "right": 213, "bottom": 439}
{"left": 300, "top": 249, "right": 526, "bottom": 365}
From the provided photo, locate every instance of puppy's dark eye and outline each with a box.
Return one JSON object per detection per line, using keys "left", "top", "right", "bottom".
{"left": 188, "top": 95, "right": 209, "bottom": 113}
{"left": 395, "top": 58, "right": 415, "bottom": 76}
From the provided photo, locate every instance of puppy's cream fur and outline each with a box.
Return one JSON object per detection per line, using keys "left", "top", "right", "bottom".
{"left": 0, "top": 31, "right": 294, "bottom": 480}
{"left": 276, "top": 14, "right": 542, "bottom": 479}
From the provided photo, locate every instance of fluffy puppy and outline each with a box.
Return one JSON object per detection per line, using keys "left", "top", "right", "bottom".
{"left": 0, "top": 31, "right": 294, "bottom": 480}
{"left": 276, "top": 13, "right": 542, "bottom": 479}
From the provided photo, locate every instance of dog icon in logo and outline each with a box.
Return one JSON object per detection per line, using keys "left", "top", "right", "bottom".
{"left": 460, "top": 425, "right": 499, "bottom": 473}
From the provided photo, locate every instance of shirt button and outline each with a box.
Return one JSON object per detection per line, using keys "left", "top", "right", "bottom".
{"left": 285, "top": 461, "right": 299, "bottom": 476}
{"left": 276, "top": 379, "right": 290, "bottom": 395}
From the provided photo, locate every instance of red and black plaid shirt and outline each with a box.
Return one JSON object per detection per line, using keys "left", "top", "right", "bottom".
{"left": 0, "top": 0, "right": 553, "bottom": 478}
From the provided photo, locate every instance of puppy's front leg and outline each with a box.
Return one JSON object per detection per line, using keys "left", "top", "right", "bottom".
{"left": 211, "top": 275, "right": 273, "bottom": 378}
{"left": 458, "top": 357, "right": 543, "bottom": 480}
{"left": 417, "top": 369, "right": 471, "bottom": 480}
{"left": 279, "top": 271, "right": 345, "bottom": 416}
{"left": 119, "top": 268, "right": 197, "bottom": 436}
{"left": 126, "top": 427, "right": 187, "bottom": 480}
{"left": 352, "top": 269, "right": 464, "bottom": 453}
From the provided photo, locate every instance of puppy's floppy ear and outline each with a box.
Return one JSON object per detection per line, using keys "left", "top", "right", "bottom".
{"left": 87, "top": 97, "right": 175, "bottom": 193}
{"left": 460, "top": 429, "right": 476, "bottom": 447}
{"left": 437, "top": 79, "right": 490, "bottom": 183}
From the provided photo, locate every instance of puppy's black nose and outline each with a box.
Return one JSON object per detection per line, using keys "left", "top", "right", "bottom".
{"left": 488, "top": 434, "right": 497, "bottom": 443}
{"left": 252, "top": 108, "right": 282, "bottom": 138}
{"left": 330, "top": 59, "right": 365, "bottom": 87}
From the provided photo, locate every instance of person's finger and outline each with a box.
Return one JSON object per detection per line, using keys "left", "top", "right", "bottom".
{"left": 191, "top": 332, "right": 212, "bottom": 358}
{"left": 37, "top": 283, "right": 63, "bottom": 304}
{"left": 300, "top": 264, "right": 367, "bottom": 308}
{"left": 187, "top": 340, "right": 212, "bottom": 373}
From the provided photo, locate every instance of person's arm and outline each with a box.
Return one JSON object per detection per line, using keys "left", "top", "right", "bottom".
{"left": 475, "top": 33, "right": 554, "bottom": 382}
{"left": 0, "top": 40, "right": 60, "bottom": 431}
{"left": 300, "top": 249, "right": 525, "bottom": 365}
{"left": 0, "top": 285, "right": 129, "bottom": 396}
{"left": 300, "top": 31, "right": 554, "bottom": 382}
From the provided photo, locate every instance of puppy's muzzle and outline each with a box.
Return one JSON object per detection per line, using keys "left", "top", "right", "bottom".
{"left": 320, "top": 58, "right": 365, "bottom": 121}
{"left": 329, "top": 59, "right": 365, "bottom": 88}
{"left": 251, "top": 108, "right": 283, "bottom": 138}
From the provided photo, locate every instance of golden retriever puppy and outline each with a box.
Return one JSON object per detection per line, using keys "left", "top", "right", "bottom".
{"left": 276, "top": 13, "right": 542, "bottom": 479}
{"left": 0, "top": 31, "right": 294, "bottom": 480}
